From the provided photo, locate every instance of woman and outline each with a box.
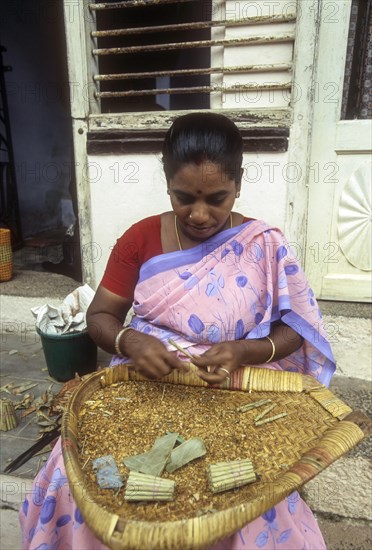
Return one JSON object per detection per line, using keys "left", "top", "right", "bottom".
{"left": 20, "top": 113, "right": 335, "bottom": 549}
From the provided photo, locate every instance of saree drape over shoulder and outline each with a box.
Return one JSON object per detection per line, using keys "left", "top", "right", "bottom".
{"left": 20, "top": 220, "right": 334, "bottom": 550}
{"left": 113, "top": 219, "right": 335, "bottom": 386}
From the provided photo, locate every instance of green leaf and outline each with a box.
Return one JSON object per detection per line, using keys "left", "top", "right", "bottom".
{"left": 166, "top": 437, "right": 206, "bottom": 473}
{"left": 123, "top": 433, "right": 179, "bottom": 477}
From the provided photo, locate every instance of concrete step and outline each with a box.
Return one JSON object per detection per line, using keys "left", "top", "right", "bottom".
{"left": 1, "top": 269, "right": 79, "bottom": 333}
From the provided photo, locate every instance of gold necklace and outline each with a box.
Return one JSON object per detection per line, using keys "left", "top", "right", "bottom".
{"left": 174, "top": 213, "right": 233, "bottom": 251}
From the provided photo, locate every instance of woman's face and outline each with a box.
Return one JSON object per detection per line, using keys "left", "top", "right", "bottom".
{"left": 168, "top": 161, "right": 240, "bottom": 243}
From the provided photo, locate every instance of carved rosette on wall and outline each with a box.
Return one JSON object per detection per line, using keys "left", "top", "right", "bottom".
{"left": 338, "top": 162, "right": 372, "bottom": 271}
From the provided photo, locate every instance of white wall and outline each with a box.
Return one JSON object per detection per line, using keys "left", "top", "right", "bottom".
{"left": 88, "top": 151, "right": 289, "bottom": 286}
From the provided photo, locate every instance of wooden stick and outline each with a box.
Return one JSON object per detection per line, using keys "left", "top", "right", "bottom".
{"left": 168, "top": 339, "right": 194, "bottom": 359}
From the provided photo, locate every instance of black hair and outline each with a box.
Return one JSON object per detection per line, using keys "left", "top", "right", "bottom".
{"left": 162, "top": 112, "right": 243, "bottom": 184}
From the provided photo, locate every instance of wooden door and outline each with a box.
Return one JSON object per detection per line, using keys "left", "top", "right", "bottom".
{"left": 306, "top": 0, "right": 371, "bottom": 302}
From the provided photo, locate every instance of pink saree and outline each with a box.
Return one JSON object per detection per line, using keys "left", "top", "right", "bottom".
{"left": 20, "top": 220, "right": 335, "bottom": 549}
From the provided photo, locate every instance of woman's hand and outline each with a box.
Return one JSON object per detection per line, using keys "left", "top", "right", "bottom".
{"left": 191, "top": 322, "right": 304, "bottom": 385}
{"left": 122, "top": 330, "right": 189, "bottom": 380}
{"left": 191, "top": 342, "right": 246, "bottom": 384}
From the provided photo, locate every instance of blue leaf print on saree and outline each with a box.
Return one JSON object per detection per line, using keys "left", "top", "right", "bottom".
{"left": 255, "top": 243, "right": 264, "bottom": 261}
{"left": 217, "top": 274, "right": 225, "bottom": 288}
{"left": 287, "top": 491, "right": 299, "bottom": 514}
{"left": 188, "top": 314, "right": 205, "bottom": 335}
{"left": 50, "top": 468, "right": 67, "bottom": 491}
{"left": 184, "top": 275, "right": 199, "bottom": 290}
{"left": 221, "top": 248, "right": 230, "bottom": 260}
{"left": 32, "top": 482, "right": 46, "bottom": 506}
{"left": 255, "top": 312, "right": 263, "bottom": 325}
{"left": 256, "top": 507, "right": 281, "bottom": 548}
{"left": 231, "top": 240, "right": 244, "bottom": 257}
{"left": 276, "top": 246, "right": 287, "bottom": 262}
{"left": 207, "top": 324, "right": 221, "bottom": 343}
{"left": 284, "top": 264, "right": 299, "bottom": 275}
{"left": 40, "top": 496, "right": 57, "bottom": 525}
{"left": 179, "top": 271, "right": 192, "bottom": 280}
{"left": 206, "top": 283, "right": 218, "bottom": 297}
{"left": 22, "top": 497, "right": 29, "bottom": 517}
{"left": 74, "top": 507, "right": 84, "bottom": 525}
{"left": 28, "top": 527, "right": 36, "bottom": 542}
{"left": 277, "top": 529, "right": 292, "bottom": 544}
{"left": 255, "top": 530, "right": 269, "bottom": 548}
{"left": 308, "top": 288, "right": 315, "bottom": 306}
{"left": 236, "top": 275, "right": 248, "bottom": 288}
{"left": 235, "top": 319, "right": 245, "bottom": 339}
{"left": 262, "top": 507, "right": 276, "bottom": 523}
{"left": 56, "top": 514, "right": 71, "bottom": 528}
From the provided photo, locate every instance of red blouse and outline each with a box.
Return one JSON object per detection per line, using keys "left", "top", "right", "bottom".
{"left": 101, "top": 214, "right": 250, "bottom": 299}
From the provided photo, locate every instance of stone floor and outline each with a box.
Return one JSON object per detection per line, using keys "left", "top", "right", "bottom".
{"left": 0, "top": 332, "right": 111, "bottom": 478}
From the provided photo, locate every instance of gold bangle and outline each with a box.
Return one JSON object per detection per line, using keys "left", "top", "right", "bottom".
{"left": 114, "top": 327, "right": 134, "bottom": 357}
{"left": 265, "top": 336, "right": 276, "bottom": 363}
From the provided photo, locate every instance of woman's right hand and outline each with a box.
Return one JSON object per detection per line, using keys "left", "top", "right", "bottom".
{"left": 122, "top": 329, "right": 188, "bottom": 379}
{"left": 87, "top": 287, "right": 188, "bottom": 379}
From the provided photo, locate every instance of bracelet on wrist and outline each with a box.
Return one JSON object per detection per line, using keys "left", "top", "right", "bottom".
{"left": 265, "top": 336, "right": 276, "bottom": 363}
{"left": 114, "top": 327, "right": 134, "bottom": 357}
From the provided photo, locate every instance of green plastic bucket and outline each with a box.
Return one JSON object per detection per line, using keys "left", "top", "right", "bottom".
{"left": 36, "top": 327, "right": 98, "bottom": 382}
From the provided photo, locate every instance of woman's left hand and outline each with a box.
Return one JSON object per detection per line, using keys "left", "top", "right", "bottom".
{"left": 191, "top": 342, "right": 245, "bottom": 384}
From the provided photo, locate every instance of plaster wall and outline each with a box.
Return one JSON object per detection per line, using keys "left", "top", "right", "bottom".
{"left": 87, "top": 151, "right": 289, "bottom": 286}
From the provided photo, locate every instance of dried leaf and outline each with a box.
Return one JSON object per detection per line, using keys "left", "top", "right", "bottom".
{"left": 14, "top": 394, "right": 35, "bottom": 410}
{"left": 20, "top": 407, "right": 37, "bottom": 418}
{"left": 92, "top": 455, "right": 123, "bottom": 489}
{"left": 166, "top": 437, "right": 206, "bottom": 473}
{"left": 13, "top": 383, "right": 39, "bottom": 394}
{"left": 122, "top": 452, "right": 149, "bottom": 472}
{"left": 0, "top": 385, "right": 12, "bottom": 394}
{"left": 124, "top": 433, "right": 179, "bottom": 477}
{"left": 38, "top": 420, "right": 54, "bottom": 427}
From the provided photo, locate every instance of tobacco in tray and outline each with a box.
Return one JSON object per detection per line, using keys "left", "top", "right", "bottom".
{"left": 77, "top": 380, "right": 333, "bottom": 521}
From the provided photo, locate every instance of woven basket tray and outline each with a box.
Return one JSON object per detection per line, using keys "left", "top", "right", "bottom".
{"left": 62, "top": 364, "right": 369, "bottom": 550}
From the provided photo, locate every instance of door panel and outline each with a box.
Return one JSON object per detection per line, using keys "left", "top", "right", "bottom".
{"left": 305, "top": 1, "right": 371, "bottom": 302}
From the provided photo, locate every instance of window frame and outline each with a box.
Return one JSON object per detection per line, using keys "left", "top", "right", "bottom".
{"left": 64, "top": 0, "right": 294, "bottom": 154}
